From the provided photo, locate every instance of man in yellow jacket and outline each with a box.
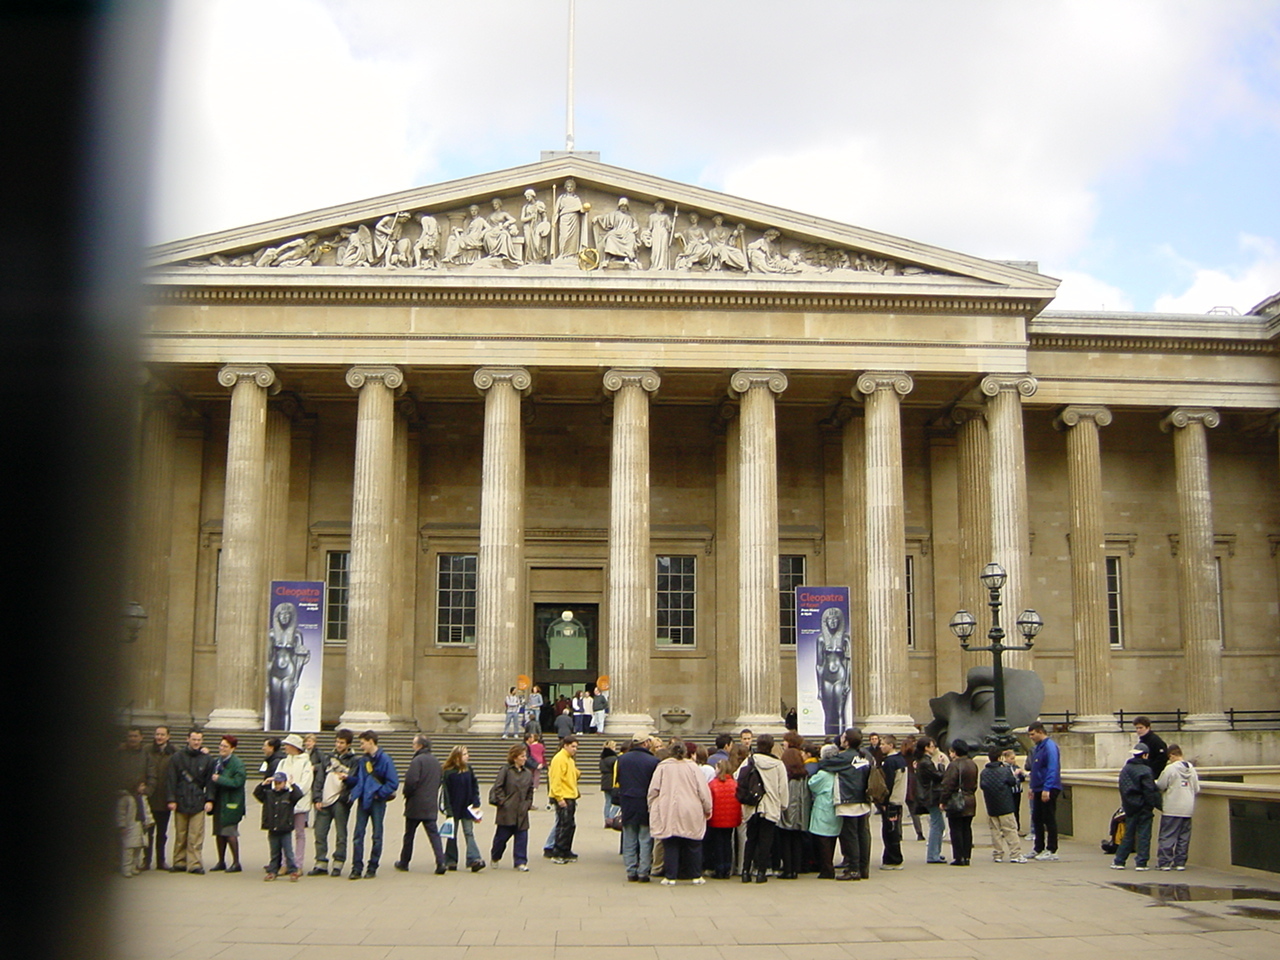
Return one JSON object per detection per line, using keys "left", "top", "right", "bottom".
{"left": 548, "top": 735, "right": 581, "bottom": 863}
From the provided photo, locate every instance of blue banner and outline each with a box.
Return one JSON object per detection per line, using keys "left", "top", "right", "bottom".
{"left": 795, "top": 586, "right": 853, "bottom": 737}
{"left": 265, "top": 581, "right": 324, "bottom": 732}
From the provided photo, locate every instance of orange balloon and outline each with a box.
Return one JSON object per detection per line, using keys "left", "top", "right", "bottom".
{"left": 596, "top": 675, "right": 610, "bottom": 692}
{"left": 516, "top": 674, "right": 531, "bottom": 691}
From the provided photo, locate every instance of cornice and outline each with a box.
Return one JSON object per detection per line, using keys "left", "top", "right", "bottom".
{"left": 1031, "top": 332, "right": 1276, "bottom": 355}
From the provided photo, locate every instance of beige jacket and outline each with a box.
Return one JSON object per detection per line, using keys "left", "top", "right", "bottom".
{"left": 647, "top": 758, "right": 712, "bottom": 840}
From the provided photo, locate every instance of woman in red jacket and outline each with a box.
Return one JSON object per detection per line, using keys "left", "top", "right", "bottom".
{"left": 706, "top": 759, "right": 742, "bottom": 879}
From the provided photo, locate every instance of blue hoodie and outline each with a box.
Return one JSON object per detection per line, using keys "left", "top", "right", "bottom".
{"left": 1028, "top": 736, "right": 1061, "bottom": 792}
{"left": 347, "top": 747, "right": 399, "bottom": 811}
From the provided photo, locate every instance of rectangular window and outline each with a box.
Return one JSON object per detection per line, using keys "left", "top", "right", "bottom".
{"left": 436, "top": 553, "right": 478, "bottom": 645}
{"left": 1106, "top": 555, "right": 1124, "bottom": 648}
{"left": 905, "top": 555, "right": 916, "bottom": 648}
{"left": 779, "top": 555, "right": 806, "bottom": 645}
{"left": 325, "top": 550, "right": 350, "bottom": 642}
{"left": 656, "top": 555, "right": 696, "bottom": 646}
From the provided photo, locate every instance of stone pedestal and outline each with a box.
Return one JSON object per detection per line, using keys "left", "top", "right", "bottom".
{"left": 470, "top": 367, "right": 531, "bottom": 733}
{"left": 603, "top": 368, "right": 660, "bottom": 733}
{"left": 858, "top": 373, "right": 917, "bottom": 733}
{"left": 730, "top": 370, "right": 787, "bottom": 731}
{"left": 339, "top": 365, "right": 404, "bottom": 730}
{"left": 981, "top": 374, "right": 1037, "bottom": 672}
{"left": 1056, "top": 406, "right": 1118, "bottom": 732}
{"left": 1162, "top": 407, "right": 1229, "bottom": 731}
{"left": 208, "top": 364, "right": 277, "bottom": 730}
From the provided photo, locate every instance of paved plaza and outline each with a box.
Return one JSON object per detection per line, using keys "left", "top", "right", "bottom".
{"left": 112, "top": 784, "right": 1280, "bottom": 960}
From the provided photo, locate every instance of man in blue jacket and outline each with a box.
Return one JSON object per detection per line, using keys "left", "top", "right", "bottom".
{"left": 615, "top": 733, "right": 660, "bottom": 882}
{"left": 347, "top": 730, "right": 399, "bottom": 880}
{"left": 1027, "top": 722, "right": 1061, "bottom": 861}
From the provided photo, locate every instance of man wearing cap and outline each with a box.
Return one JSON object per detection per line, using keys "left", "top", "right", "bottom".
{"left": 615, "top": 731, "right": 660, "bottom": 881}
{"left": 1111, "top": 742, "right": 1161, "bottom": 871}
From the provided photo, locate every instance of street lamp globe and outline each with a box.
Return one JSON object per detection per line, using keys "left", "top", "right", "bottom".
{"left": 949, "top": 609, "right": 977, "bottom": 641}
{"left": 1016, "top": 609, "right": 1044, "bottom": 641}
{"left": 979, "top": 562, "right": 1007, "bottom": 592}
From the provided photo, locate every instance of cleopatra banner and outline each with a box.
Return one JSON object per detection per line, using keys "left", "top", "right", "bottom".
{"left": 795, "top": 586, "right": 853, "bottom": 737}
{"left": 265, "top": 581, "right": 324, "bottom": 732}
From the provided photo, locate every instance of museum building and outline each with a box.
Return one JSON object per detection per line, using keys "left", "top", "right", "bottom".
{"left": 130, "top": 157, "right": 1280, "bottom": 738}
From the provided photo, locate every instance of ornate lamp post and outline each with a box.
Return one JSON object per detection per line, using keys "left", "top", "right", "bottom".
{"left": 949, "top": 562, "right": 1043, "bottom": 751}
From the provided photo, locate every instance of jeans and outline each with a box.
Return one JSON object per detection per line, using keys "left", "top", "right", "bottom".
{"left": 351, "top": 800, "right": 386, "bottom": 872}
{"left": 926, "top": 805, "right": 946, "bottom": 862}
{"left": 490, "top": 824, "right": 528, "bottom": 865}
{"left": 622, "top": 821, "right": 653, "bottom": 878}
{"left": 445, "top": 816, "right": 482, "bottom": 867}
{"left": 1031, "top": 788, "right": 1060, "bottom": 854}
{"left": 1157, "top": 815, "right": 1192, "bottom": 868}
{"left": 267, "top": 830, "right": 296, "bottom": 874}
{"left": 1114, "top": 807, "right": 1153, "bottom": 867}
{"left": 503, "top": 711, "right": 521, "bottom": 736}
{"left": 314, "top": 799, "right": 350, "bottom": 865}
{"left": 553, "top": 798, "right": 577, "bottom": 857}
{"left": 399, "top": 817, "right": 444, "bottom": 868}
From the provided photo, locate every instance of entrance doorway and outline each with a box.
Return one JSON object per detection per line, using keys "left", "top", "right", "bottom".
{"left": 534, "top": 603, "right": 599, "bottom": 716}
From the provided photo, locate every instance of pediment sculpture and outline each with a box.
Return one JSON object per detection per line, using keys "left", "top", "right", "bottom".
{"left": 185, "top": 180, "right": 948, "bottom": 280}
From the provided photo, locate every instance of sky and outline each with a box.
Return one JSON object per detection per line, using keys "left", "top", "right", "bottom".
{"left": 149, "top": 0, "right": 1280, "bottom": 315}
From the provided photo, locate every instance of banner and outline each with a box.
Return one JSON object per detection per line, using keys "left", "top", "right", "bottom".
{"left": 794, "top": 586, "right": 853, "bottom": 737}
{"left": 265, "top": 581, "right": 324, "bottom": 732}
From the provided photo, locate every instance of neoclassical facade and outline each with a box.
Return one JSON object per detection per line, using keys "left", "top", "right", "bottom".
{"left": 129, "top": 157, "right": 1280, "bottom": 737}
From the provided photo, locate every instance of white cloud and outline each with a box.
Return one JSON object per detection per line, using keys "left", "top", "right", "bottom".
{"left": 1046, "top": 270, "right": 1135, "bottom": 313}
{"left": 1153, "top": 235, "right": 1280, "bottom": 314}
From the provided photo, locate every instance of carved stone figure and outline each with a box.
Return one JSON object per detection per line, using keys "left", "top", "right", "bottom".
{"left": 593, "top": 197, "right": 640, "bottom": 268}
{"left": 443, "top": 204, "right": 488, "bottom": 265}
{"left": 336, "top": 224, "right": 374, "bottom": 267}
{"left": 674, "top": 212, "right": 713, "bottom": 271}
{"left": 413, "top": 213, "right": 440, "bottom": 268}
{"left": 747, "top": 228, "right": 797, "bottom": 273}
{"left": 520, "top": 188, "right": 550, "bottom": 263}
{"left": 641, "top": 201, "right": 673, "bottom": 270}
{"left": 266, "top": 601, "right": 310, "bottom": 731}
{"left": 709, "top": 215, "right": 748, "bottom": 272}
{"left": 373, "top": 211, "right": 410, "bottom": 268}
{"left": 816, "top": 605, "right": 852, "bottom": 736}
{"left": 554, "top": 178, "right": 584, "bottom": 259}
{"left": 924, "top": 666, "right": 1046, "bottom": 752}
{"left": 482, "top": 198, "right": 522, "bottom": 264}
{"left": 256, "top": 234, "right": 321, "bottom": 268}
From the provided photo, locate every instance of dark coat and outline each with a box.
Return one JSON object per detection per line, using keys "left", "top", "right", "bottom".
{"left": 117, "top": 743, "right": 149, "bottom": 794}
{"left": 979, "top": 760, "right": 1017, "bottom": 817}
{"left": 402, "top": 748, "right": 443, "bottom": 820}
{"left": 167, "top": 746, "right": 215, "bottom": 814}
{"left": 915, "top": 754, "right": 944, "bottom": 808}
{"left": 1118, "top": 756, "right": 1161, "bottom": 815}
{"left": 491, "top": 762, "right": 534, "bottom": 829}
{"left": 145, "top": 741, "right": 176, "bottom": 812}
{"left": 442, "top": 767, "right": 480, "bottom": 820}
{"left": 615, "top": 745, "right": 660, "bottom": 826}
{"left": 1138, "top": 730, "right": 1169, "bottom": 779}
{"left": 253, "top": 781, "right": 303, "bottom": 833}
{"left": 939, "top": 756, "right": 979, "bottom": 817}
{"left": 211, "top": 751, "right": 247, "bottom": 829}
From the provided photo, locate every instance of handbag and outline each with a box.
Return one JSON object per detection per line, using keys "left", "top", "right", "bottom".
{"left": 945, "top": 791, "right": 968, "bottom": 816}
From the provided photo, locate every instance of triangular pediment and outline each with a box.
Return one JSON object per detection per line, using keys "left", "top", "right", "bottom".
{"left": 147, "top": 157, "right": 1058, "bottom": 306}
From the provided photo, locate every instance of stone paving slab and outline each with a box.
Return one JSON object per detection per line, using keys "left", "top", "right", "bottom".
{"left": 113, "top": 786, "right": 1280, "bottom": 960}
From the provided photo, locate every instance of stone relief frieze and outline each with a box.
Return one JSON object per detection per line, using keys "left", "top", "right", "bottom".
{"left": 185, "top": 181, "right": 948, "bottom": 279}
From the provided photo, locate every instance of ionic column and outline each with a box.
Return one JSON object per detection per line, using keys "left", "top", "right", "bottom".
{"left": 837, "top": 404, "right": 870, "bottom": 724}
{"left": 603, "top": 368, "right": 660, "bottom": 733}
{"left": 339, "top": 365, "right": 404, "bottom": 730}
{"left": 857, "top": 372, "right": 917, "bottom": 732}
{"left": 127, "top": 389, "right": 180, "bottom": 726}
{"left": 470, "top": 367, "right": 532, "bottom": 732}
{"left": 730, "top": 369, "right": 787, "bottom": 730}
{"left": 1055, "top": 406, "right": 1118, "bottom": 731}
{"left": 980, "top": 374, "right": 1037, "bottom": 671}
{"left": 1161, "top": 407, "right": 1228, "bottom": 730}
{"left": 208, "top": 364, "right": 278, "bottom": 729}
{"left": 952, "top": 404, "right": 991, "bottom": 680}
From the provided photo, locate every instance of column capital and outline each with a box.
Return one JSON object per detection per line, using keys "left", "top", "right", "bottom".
{"left": 346, "top": 365, "right": 405, "bottom": 391}
{"left": 950, "top": 402, "right": 986, "bottom": 427}
{"left": 473, "top": 366, "right": 532, "bottom": 396}
{"left": 1054, "top": 405, "right": 1113, "bottom": 431}
{"left": 603, "top": 367, "right": 661, "bottom": 396}
{"left": 728, "top": 369, "right": 788, "bottom": 398}
{"left": 1160, "top": 407, "right": 1220, "bottom": 432}
{"left": 855, "top": 371, "right": 913, "bottom": 398}
{"left": 217, "top": 363, "right": 278, "bottom": 392}
{"left": 979, "top": 374, "right": 1037, "bottom": 399}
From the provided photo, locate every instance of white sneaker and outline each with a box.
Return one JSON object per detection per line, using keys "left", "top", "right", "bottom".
{"left": 1038, "top": 852, "right": 1060, "bottom": 861}
{"left": 660, "top": 878, "right": 676, "bottom": 886}
{"left": 1135, "top": 866, "right": 1150, "bottom": 872}
{"left": 691, "top": 877, "right": 706, "bottom": 885}
{"left": 1175, "top": 866, "right": 1186, "bottom": 871}
{"left": 1110, "top": 863, "right": 1125, "bottom": 870}
{"left": 515, "top": 864, "right": 529, "bottom": 872}
{"left": 1009, "top": 855, "right": 1028, "bottom": 864}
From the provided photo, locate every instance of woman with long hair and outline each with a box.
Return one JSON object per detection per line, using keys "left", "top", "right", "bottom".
{"left": 706, "top": 758, "right": 741, "bottom": 879}
{"left": 441, "top": 745, "right": 485, "bottom": 871}
{"left": 490, "top": 743, "right": 535, "bottom": 871}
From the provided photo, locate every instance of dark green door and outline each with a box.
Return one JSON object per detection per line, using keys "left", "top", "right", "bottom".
{"left": 534, "top": 603, "right": 599, "bottom": 705}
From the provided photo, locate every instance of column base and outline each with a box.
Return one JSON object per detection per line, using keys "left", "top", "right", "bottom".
{"left": 861, "top": 714, "right": 919, "bottom": 735}
{"left": 337, "top": 710, "right": 394, "bottom": 732}
{"left": 205, "top": 708, "right": 263, "bottom": 731}
{"left": 604, "top": 713, "right": 657, "bottom": 738}
{"left": 1181, "top": 712, "right": 1231, "bottom": 732}
{"left": 732, "top": 713, "right": 788, "bottom": 735}
{"left": 466, "top": 712, "right": 508, "bottom": 734}
{"left": 1070, "top": 715, "right": 1121, "bottom": 733}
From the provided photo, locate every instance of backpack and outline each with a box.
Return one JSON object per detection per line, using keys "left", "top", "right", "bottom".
{"left": 867, "top": 764, "right": 889, "bottom": 805}
{"left": 735, "top": 759, "right": 766, "bottom": 806}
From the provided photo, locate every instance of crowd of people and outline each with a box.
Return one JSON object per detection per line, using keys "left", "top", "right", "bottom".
{"left": 113, "top": 715, "right": 1198, "bottom": 883}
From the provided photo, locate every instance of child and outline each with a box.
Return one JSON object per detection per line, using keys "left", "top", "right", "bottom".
{"left": 980, "top": 746, "right": 1027, "bottom": 864}
{"left": 1000, "top": 747, "right": 1028, "bottom": 836}
{"left": 1155, "top": 743, "right": 1200, "bottom": 871}
{"left": 116, "top": 788, "right": 153, "bottom": 877}
{"left": 254, "top": 770, "right": 304, "bottom": 881}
